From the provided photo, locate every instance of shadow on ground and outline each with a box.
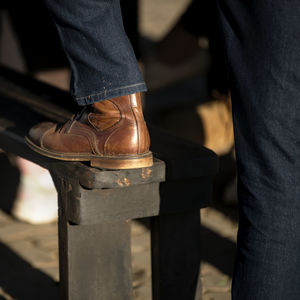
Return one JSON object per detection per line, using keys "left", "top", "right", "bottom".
{"left": 0, "top": 242, "right": 58, "bottom": 300}
{"left": 201, "top": 225, "right": 236, "bottom": 277}
{"left": 0, "top": 153, "right": 20, "bottom": 214}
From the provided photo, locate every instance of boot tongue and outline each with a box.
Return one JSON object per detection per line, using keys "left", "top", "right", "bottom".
{"left": 75, "top": 106, "right": 90, "bottom": 120}
{"left": 67, "top": 106, "right": 91, "bottom": 126}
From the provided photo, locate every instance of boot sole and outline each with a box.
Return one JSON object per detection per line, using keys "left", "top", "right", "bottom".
{"left": 25, "top": 137, "right": 153, "bottom": 170}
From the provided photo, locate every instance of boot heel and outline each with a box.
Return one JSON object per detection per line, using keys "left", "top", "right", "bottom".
{"left": 90, "top": 153, "right": 153, "bottom": 170}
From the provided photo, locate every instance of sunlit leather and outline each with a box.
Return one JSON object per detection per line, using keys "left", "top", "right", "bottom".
{"left": 28, "top": 93, "right": 151, "bottom": 157}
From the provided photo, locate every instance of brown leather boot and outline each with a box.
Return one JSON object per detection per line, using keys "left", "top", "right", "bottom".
{"left": 25, "top": 93, "right": 153, "bottom": 169}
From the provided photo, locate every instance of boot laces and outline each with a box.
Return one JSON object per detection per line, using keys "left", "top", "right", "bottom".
{"left": 57, "top": 106, "right": 90, "bottom": 133}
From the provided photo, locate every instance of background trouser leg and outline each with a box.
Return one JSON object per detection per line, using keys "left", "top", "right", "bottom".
{"left": 43, "top": 0, "right": 146, "bottom": 105}
{"left": 216, "top": 1, "right": 300, "bottom": 299}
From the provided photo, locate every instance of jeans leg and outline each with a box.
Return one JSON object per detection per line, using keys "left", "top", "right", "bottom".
{"left": 216, "top": 1, "right": 300, "bottom": 299}
{"left": 44, "top": 0, "right": 146, "bottom": 105}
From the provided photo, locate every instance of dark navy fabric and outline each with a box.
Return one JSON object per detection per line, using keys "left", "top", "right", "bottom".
{"left": 217, "top": 1, "right": 300, "bottom": 299}
{"left": 44, "top": 0, "right": 146, "bottom": 105}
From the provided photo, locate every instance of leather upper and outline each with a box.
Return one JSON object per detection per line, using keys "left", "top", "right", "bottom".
{"left": 28, "top": 93, "right": 150, "bottom": 156}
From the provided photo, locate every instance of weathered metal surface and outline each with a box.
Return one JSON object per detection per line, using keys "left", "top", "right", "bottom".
{"left": 67, "top": 182, "right": 161, "bottom": 225}
{"left": 56, "top": 177, "right": 133, "bottom": 300}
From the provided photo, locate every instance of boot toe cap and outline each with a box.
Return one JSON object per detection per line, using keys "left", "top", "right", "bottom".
{"left": 28, "top": 122, "right": 56, "bottom": 146}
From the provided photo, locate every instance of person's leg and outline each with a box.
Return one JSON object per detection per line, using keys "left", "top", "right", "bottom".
{"left": 43, "top": 0, "right": 145, "bottom": 104}
{"left": 26, "top": 0, "right": 152, "bottom": 169}
{"left": 216, "top": 1, "right": 300, "bottom": 299}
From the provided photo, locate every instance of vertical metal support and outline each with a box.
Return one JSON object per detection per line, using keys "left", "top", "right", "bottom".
{"left": 55, "top": 177, "right": 133, "bottom": 300}
{"left": 151, "top": 211, "right": 202, "bottom": 300}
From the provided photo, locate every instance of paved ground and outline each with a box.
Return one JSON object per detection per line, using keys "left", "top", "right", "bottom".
{"left": 0, "top": 205, "right": 237, "bottom": 300}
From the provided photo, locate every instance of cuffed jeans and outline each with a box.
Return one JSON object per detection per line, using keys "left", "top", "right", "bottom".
{"left": 44, "top": 0, "right": 146, "bottom": 105}
{"left": 216, "top": 1, "right": 300, "bottom": 299}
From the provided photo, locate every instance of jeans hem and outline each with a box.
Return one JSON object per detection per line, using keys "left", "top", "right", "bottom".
{"left": 75, "top": 83, "right": 147, "bottom": 105}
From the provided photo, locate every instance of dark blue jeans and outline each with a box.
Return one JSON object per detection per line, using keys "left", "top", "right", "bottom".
{"left": 217, "top": 0, "right": 300, "bottom": 299}
{"left": 44, "top": 0, "right": 146, "bottom": 105}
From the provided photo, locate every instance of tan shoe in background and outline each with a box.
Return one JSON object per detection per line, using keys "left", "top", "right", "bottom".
{"left": 26, "top": 93, "right": 153, "bottom": 169}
